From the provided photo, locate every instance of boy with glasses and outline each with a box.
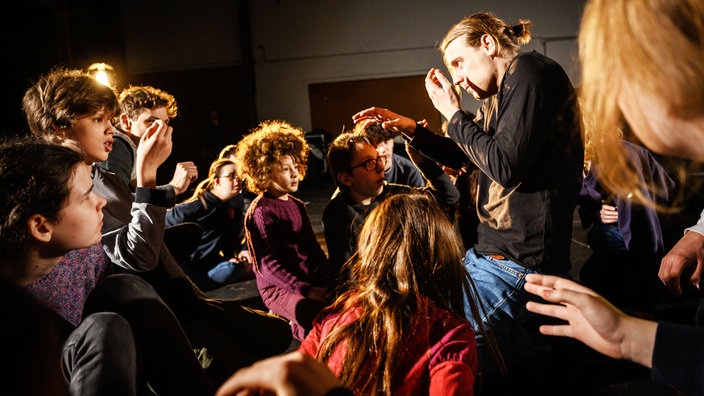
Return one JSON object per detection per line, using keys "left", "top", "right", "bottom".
{"left": 322, "top": 126, "right": 460, "bottom": 287}
{"left": 364, "top": 124, "right": 425, "bottom": 188}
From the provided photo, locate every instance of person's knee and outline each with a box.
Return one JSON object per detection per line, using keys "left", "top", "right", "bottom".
{"left": 63, "top": 313, "right": 137, "bottom": 395}
{"left": 65, "top": 312, "right": 136, "bottom": 366}
{"left": 84, "top": 274, "right": 163, "bottom": 313}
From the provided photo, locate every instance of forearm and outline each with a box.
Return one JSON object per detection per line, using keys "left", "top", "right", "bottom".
{"left": 620, "top": 315, "right": 658, "bottom": 368}
{"left": 165, "top": 200, "right": 203, "bottom": 226}
{"left": 102, "top": 189, "right": 172, "bottom": 271}
{"left": 136, "top": 167, "right": 158, "bottom": 188}
{"left": 445, "top": 110, "right": 529, "bottom": 187}
{"left": 408, "top": 125, "right": 470, "bottom": 170}
{"left": 404, "top": 138, "right": 461, "bottom": 207}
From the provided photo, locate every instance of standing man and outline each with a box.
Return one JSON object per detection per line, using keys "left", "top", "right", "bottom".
{"left": 354, "top": 12, "right": 583, "bottom": 374}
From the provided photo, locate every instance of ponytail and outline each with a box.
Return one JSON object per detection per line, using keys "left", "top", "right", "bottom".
{"left": 508, "top": 20, "right": 532, "bottom": 45}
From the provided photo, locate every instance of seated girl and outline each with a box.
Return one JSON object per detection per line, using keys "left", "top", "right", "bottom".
{"left": 0, "top": 138, "right": 213, "bottom": 395}
{"left": 167, "top": 158, "right": 253, "bottom": 291}
{"left": 300, "top": 192, "right": 502, "bottom": 395}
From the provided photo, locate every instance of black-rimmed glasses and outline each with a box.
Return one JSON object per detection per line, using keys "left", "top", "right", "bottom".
{"left": 349, "top": 156, "right": 386, "bottom": 172}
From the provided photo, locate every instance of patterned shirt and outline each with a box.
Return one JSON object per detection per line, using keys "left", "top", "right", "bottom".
{"left": 26, "top": 244, "right": 113, "bottom": 326}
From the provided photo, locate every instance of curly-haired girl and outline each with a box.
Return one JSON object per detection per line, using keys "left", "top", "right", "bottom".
{"left": 235, "top": 120, "right": 331, "bottom": 341}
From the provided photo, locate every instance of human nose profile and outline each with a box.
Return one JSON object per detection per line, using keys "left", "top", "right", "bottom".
{"left": 375, "top": 156, "right": 386, "bottom": 171}
{"left": 96, "top": 194, "right": 107, "bottom": 211}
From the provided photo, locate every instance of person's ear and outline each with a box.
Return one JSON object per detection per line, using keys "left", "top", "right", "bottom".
{"left": 27, "top": 214, "right": 53, "bottom": 243}
{"left": 50, "top": 123, "right": 67, "bottom": 140}
{"left": 119, "top": 114, "right": 132, "bottom": 131}
{"left": 337, "top": 171, "right": 353, "bottom": 187}
{"left": 481, "top": 34, "right": 496, "bottom": 56}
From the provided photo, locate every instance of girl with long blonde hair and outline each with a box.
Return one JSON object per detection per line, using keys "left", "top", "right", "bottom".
{"left": 166, "top": 158, "right": 252, "bottom": 291}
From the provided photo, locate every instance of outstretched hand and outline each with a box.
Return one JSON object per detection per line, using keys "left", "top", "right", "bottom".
{"left": 352, "top": 107, "right": 417, "bottom": 137}
{"left": 524, "top": 274, "right": 657, "bottom": 368}
{"left": 425, "top": 68, "right": 462, "bottom": 121}
{"left": 659, "top": 230, "right": 704, "bottom": 297}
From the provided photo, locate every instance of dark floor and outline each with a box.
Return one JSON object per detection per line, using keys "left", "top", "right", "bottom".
{"left": 204, "top": 176, "right": 699, "bottom": 396}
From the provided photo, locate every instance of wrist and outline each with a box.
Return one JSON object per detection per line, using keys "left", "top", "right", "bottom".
{"left": 136, "top": 163, "right": 158, "bottom": 188}
{"left": 441, "top": 107, "right": 460, "bottom": 123}
{"left": 137, "top": 174, "right": 157, "bottom": 188}
{"left": 620, "top": 316, "right": 657, "bottom": 368}
{"left": 401, "top": 123, "right": 418, "bottom": 139}
{"left": 169, "top": 182, "right": 184, "bottom": 196}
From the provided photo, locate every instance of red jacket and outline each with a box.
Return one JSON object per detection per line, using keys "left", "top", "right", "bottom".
{"left": 299, "top": 297, "right": 478, "bottom": 395}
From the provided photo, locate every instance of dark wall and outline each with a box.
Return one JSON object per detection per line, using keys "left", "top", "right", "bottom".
{"left": 129, "top": 66, "right": 254, "bottom": 186}
{"left": 3, "top": 0, "right": 256, "bottom": 187}
{"left": 3, "top": 0, "right": 125, "bottom": 136}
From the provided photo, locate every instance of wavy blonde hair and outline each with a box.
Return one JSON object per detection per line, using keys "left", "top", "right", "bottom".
{"left": 440, "top": 12, "right": 532, "bottom": 61}
{"left": 579, "top": 0, "right": 704, "bottom": 204}
{"left": 234, "top": 120, "right": 309, "bottom": 194}
{"left": 218, "top": 144, "right": 237, "bottom": 160}
{"left": 118, "top": 85, "right": 178, "bottom": 120}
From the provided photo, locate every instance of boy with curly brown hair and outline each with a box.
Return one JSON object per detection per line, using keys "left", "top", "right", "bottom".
{"left": 235, "top": 120, "right": 332, "bottom": 341}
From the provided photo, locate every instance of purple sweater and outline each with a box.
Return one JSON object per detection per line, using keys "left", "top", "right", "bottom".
{"left": 245, "top": 194, "right": 329, "bottom": 296}
{"left": 26, "top": 244, "right": 113, "bottom": 326}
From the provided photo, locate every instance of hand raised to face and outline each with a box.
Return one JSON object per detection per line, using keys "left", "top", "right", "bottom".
{"left": 136, "top": 119, "right": 173, "bottom": 188}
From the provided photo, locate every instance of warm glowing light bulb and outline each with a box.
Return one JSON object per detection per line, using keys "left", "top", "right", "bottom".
{"left": 95, "top": 70, "right": 109, "bottom": 86}
{"left": 87, "top": 62, "right": 115, "bottom": 87}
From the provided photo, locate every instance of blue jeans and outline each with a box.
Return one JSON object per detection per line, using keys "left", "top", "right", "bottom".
{"left": 587, "top": 223, "right": 628, "bottom": 254}
{"left": 208, "top": 261, "right": 246, "bottom": 284}
{"left": 463, "top": 248, "right": 538, "bottom": 375}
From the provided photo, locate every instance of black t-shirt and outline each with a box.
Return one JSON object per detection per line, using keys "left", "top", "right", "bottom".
{"left": 411, "top": 51, "right": 583, "bottom": 274}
